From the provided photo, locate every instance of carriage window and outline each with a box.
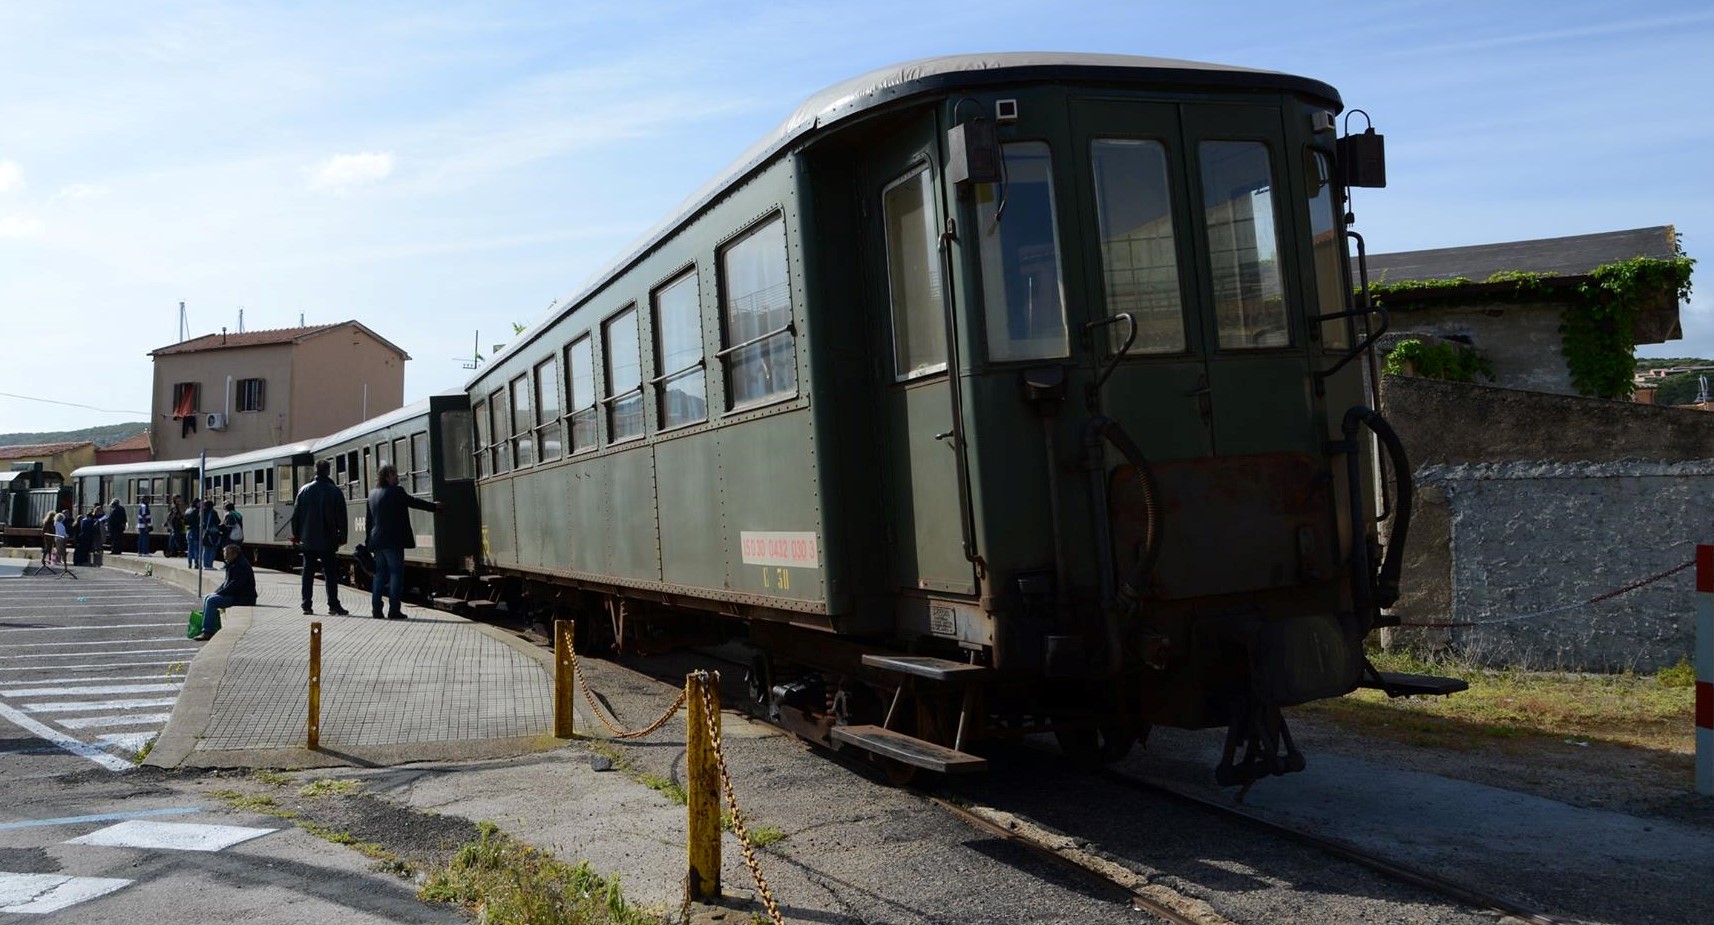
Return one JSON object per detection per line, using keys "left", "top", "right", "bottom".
{"left": 489, "top": 388, "right": 512, "bottom": 475}
{"left": 566, "top": 337, "right": 597, "bottom": 453}
{"left": 654, "top": 270, "right": 706, "bottom": 429}
{"left": 603, "top": 307, "right": 644, "bottom": 442}
{"left": 472, "top": 399, "right": 488, "bottom": 479}
{"left": 1091, "top": 139, "right": 1186, "bottom": 354}
{"left": 1307, "top": 150, "right": 1349, "bottom": 350}
{"left": 510, "top": 374, "right": 535, "bottom": 467}
{"left": 976, "top": 142, "right": 1069, "bottom": 362}
{"left": 392, "top": 437, "right": 409, "bottom": 478}
{"left": 412, "top": 432, "right": 431, "bottom": 493}
{"left": 442, "top": 411, "right": 474, "bottom": 482}
{"left": 1201, "top": 140, "right": 1290, "bottom": 349}
{"left": 719, "top": 217, "right": 796, "bottom": 408}
{"left": 882, "top": 165, "right": 947, "bottom": 379}
{"left": 535, "top": 358, "right": 563, "bottom": 461}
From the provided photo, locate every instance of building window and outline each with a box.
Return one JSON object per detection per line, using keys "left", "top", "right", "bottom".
{"left": 510, "top": 374, "right": 535, "bottom": 467}
{"left": 653, "top": 269, "right": 706, "bottom": 429}
{"left": 719, "top": 216, "right": 796, "bottom": 408}
{"left": 171, "top": 382, "right": 200, "bottom": 418}
{"left": 236, "top": 378, "right": 265, "bottom": 412}
{"left": 882, "top": 165, "right": 947, "bottom": 379}
{"left": 603, "top": 307, "right": 644, "bottom": 443}
{"left": 566, "top": 337, "right": 597, "bottom": 453}
{"left": 535, "top": 358, "right": 563, "bottom": 461}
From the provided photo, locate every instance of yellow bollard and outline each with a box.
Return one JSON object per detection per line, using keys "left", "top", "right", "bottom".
{"left": 686, "top": 671, "right": 721, "bottom": 902}
{"left": 308, "top": 622, "right": 322, "bottom": 750}
{"left": 554, "top": 619, "right": 576, "bottom": 738}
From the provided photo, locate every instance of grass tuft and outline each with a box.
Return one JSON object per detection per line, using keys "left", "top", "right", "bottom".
{"left": 638, "top": 774, "right": 687, "bottom": 806}
{"left": 419, "top": 823, "right": 662, "bottom": 924}
{"left": 300, "top": 778, "right": 362, "bottom": 798}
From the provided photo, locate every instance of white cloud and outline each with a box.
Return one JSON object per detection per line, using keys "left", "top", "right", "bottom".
{"left": 0, "top": 160, "right": 21, "bottom": 194}
{"left": 57, "top": 182, "right": 109, "bottom": 200}
{"left": 0, "top": 214, "right": 45, "bottom": 238}
{"left": 306, "top": 152, "right": 395, "bottom": 191}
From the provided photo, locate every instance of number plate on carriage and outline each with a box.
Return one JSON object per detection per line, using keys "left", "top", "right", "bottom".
{"left": 928, "top": 604, "right": 956, "bottom": 636}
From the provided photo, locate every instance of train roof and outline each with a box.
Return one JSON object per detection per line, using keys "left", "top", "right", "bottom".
{"left": 203, "top": 442, "right": 315, "bottom": 471}
{"left": 310, "top": 398, "right": 433, "bottom": 454}
{"left": 474, "top": 52, "right": 1342, "bottom": 379}
{"left": 70, "top": 458, "right": 203, "bottom": 479}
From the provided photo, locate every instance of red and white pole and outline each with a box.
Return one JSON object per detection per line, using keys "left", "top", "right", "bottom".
{"left": 1696, "top": 545, "right": 1713, "bottom": 796}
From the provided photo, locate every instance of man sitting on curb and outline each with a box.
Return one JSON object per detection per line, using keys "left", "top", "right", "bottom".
{"left": 196, "top": 544, "right": 256, "bottom": 641}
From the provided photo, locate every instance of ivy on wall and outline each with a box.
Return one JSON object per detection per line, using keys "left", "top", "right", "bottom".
{"left": 1366, "top": 257, "right": 1696, "bottom": 400}
{"left": 1383, "top": 338, "right": 1495, "bottom": 383}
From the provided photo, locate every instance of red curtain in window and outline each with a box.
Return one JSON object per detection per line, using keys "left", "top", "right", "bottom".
{"left": 172, "top": 387, "right": 196, "bottom": 418}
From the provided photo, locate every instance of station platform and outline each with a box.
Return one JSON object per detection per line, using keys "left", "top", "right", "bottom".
{"left": 97, "top": 553, "right": 564, "bottom": 769}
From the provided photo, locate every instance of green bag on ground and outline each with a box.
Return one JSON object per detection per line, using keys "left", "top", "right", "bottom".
{"left": 186, "top": 609, "right": 203, "bottom": 639}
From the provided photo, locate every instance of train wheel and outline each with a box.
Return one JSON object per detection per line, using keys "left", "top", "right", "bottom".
{"left": 878, "top": 756, "right": 918, "bottom": 787}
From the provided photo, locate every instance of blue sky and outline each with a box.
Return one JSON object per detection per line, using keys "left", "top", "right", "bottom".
{"left": 2, "top": 1, "right": 1710, "bottom": 433}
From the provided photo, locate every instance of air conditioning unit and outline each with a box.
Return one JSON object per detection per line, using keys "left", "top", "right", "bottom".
{"left": 206, "top": 412, "right": 228, "bottom": 431}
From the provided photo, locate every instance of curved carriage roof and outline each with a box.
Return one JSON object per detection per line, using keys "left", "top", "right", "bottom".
{"left": 71, "top": 457, "right": 203, "bottom": 479}
{"left": 474, "top": 52, "right": 1341, "bottom": 379}
{"left": 310, "top": 398, "right": 433, "bottom": 455}
{"left": 203, "top": 441, "right": 317, "bottom": 472}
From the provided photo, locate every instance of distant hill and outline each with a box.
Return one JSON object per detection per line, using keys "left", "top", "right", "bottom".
{"left": 0, "top": 422, "right": 150, "bottom": 448}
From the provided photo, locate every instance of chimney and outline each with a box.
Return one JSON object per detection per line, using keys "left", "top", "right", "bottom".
{"left": 221, "top": 326, "right": 227, "bottom": 345}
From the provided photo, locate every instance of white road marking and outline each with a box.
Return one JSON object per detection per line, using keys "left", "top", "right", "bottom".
{"left": 0, "top": 622, "right": 183, "bottom": 632}
{"left": 0, "top": 660, "right": 187, "bottom": 672}
{"left": 67, "top": 820, "right": 275, "bottom": 852}
{"left": 0, "top": 648, "right": 196, "bottom": 661}
{"left": 0, "top": 637, "right": 189, "bottom": 649}
{"left": 0, "top": 872, "right": 132, "bottom": 913}
{"left": 6, "top": 674, "right": 184, "bottom": 686}
{"left": 58, "top": 713, "right": 173, "bottom": 729}
{"left": 96, "top": 732, "right": 156, "bottom": 753}
{"left": 24, "top": 697, "right": 179, "bottom": 713}
{"left": 2, "top": 683, "right": 183, "bottom": 697}
{"left": 0, "top": 702, "right": 131, "bottom": 771}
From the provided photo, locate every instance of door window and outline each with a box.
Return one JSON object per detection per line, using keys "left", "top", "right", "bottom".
{"left": 882, "top": 165, "right": 947, "bottom": 379}
{"left": 1200, "top": 140, "right": 1290, "bottom": 349}
{"left": 1306, "top": 150, "right": 1350, "bottom": 350}
{"left": 975, "top": 141, "right": 1069, "bottom": 362}
{"left": 1090, "top": 138, "right": 1186, "bottom": 353}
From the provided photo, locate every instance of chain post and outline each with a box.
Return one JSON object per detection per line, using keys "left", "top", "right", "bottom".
{"left": 686, "top": 671, "right": 722, "bottom": 901}
{"left": 554, "top": 619, "right": 575, "bottom": 738}
{"left": 307, "top": 622, "right": 322, "bottom": 750}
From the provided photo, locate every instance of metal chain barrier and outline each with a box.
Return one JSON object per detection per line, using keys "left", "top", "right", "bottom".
{"left": 566, "top": 641, "right": 687, "bottom": 739}
{"left": 1396, "top": 558, "right": 1696, "bottom": 629}
{"left": 694, "top": 671, "right": 785, "bottom": 925}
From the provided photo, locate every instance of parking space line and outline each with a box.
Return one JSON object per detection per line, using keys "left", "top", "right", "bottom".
{"left": 2, "top": 683, "right": 184, "bottom": 697}
{"left": 0, "top": 703, "right": 131, "bottom": 771}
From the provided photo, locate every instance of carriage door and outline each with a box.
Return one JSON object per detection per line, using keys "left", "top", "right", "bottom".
{"left": 1070, "top": 101, "right": 1212, "bottom": 461}
{"left": 866, "top": 121, "right": 978, "bottom": 597}
{"left": 1073, "top": 101, "right": 1310, "bottom": 458}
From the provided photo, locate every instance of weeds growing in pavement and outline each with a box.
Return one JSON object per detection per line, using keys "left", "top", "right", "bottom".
{"left": 209, "top": 789, "right": 299, "bottom": 819}
{"left": 419, "top": 822, "right": 662, "bottom": 924}
{"left": 249, "top": 769, "right": 293, "bottom": 787}
{"left": 300, "top": 778, "right": 362, "bottom": 798}
{"left": 639, "top": 773, "right": 687, "bottom": 806}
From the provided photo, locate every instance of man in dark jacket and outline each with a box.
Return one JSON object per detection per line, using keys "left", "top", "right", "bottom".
{"left": 195, "top": 544, "right": 256, "bottom": 640}
{"left": 291, "top": 459, "right": 350, "bottom": 616}
{"left": 366, "top": 463, "right": 441, "bottom": 619}
{"left": 105, "top": 499, "right": 126, "bottom": 556}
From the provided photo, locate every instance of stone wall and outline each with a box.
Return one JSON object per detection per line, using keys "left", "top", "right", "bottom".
{"left": 1387, "top": 299, "right": 1573, "bottom": 394}
{"left": 1380, "top": 376, "right": 1714, "bottom": 672}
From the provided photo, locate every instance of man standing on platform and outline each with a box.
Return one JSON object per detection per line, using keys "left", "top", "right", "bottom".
{"left": 135, "top": 494, "right": 153, "bottom": 556}
{"left": 291, "top": 459, "right": 349, "bottom": 616}
{"left": 365, "top": 463, "right": 441, "bottom": 620}
{"left": 105, "top": 498, "right": 126, "bottom": 557}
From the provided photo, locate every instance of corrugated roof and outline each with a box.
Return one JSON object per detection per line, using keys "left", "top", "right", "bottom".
{"left": 149, "top": 321, "right": 411, "bottom": 359}
{"left": 1366, "top": 226, "right": 1680, "bottom": 284}
{"left": 0, "top": 441, "right": 94, "bottom": 459}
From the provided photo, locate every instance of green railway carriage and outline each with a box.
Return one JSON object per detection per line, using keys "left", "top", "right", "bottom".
{"left": 467, "top": 53, "right": 1429, "bottom": 783}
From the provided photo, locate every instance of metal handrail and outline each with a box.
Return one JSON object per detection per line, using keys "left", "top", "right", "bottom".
{"left": 714, "top": 323, "right": 794, "bottom": 359}
{"left": 649, "top": 358, "right": 706, "bottom": 385}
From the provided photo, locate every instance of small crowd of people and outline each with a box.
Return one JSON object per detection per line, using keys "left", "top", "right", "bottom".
{"left": 44, "top": 458, "right": 440, "bottom": 643}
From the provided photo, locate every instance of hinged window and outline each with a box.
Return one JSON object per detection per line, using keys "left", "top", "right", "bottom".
{"left": 237, "top": 378, "right": 265, "bottom": 412}
{"left": 718, "top": 216, "right": 796, "bottom": 408}
{"left": 882, "top": 165, "right": 947, "bottom": 379}
{"left": 653, "top": 269, "right": 706, "bottom": 428}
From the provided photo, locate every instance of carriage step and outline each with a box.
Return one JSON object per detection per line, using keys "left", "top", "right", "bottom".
{"left": 830, "top": 725, "right": 987, "bottom": 774}
{"left": 431, "top": 596, "right": 465, "bottom": 610}
{"left": 1359, "top": 670, "right": 1469, "bottom": 697}
{"left": 860, "top": 654, "right": 987, "bottom": 682}
{"left": 465, "top": 600, "right": 498, "bottom": 612}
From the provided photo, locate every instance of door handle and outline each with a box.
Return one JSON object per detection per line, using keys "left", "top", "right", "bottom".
{"left": 934, "top": 431, "right": 955, "bottom": 441}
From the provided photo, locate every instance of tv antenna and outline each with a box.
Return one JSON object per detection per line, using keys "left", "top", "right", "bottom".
{"left": 457, "top": 331, "right": 483, "bottom": 370}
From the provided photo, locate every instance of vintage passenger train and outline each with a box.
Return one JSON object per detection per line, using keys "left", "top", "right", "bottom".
{"left": 69, "top": 54, "right": 1448, "bottom": 784}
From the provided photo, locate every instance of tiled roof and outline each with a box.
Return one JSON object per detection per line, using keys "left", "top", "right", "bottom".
{"left": 0, "top": 441, "right": 94, "bottom": 459}
{"left": 101, "top": 431, "right": 152, "bottom": 451}
{"left": 149, "top": 321, "right": 410, "bottom": 359}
